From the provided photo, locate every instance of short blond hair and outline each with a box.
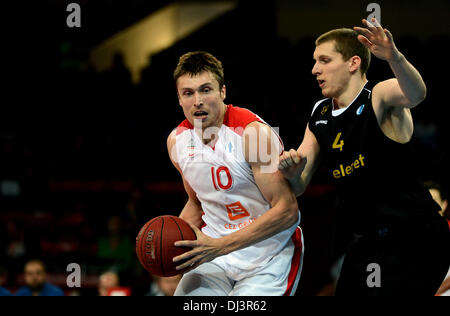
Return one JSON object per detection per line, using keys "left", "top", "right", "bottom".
{"left": 316, "top": 28, "right": 371, "bottom": 76}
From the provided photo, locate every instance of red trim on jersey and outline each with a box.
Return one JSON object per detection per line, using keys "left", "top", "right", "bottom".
{"left": 223, "top": 104, "right": 262, "bottom": 135}
{"left": 284, "top": 227, "right": 303, "bottom": 296}
{"left": 175, "top": 104, "right": 284, "bottom": 152}
{"left": 200, "top": 211, "right": 207, "bottom": 229}
{"left": 176, "top": 119, "right": 193, "bottom": 135}
{"left": 176, "top": 105, "right": 263, "bottom": 136}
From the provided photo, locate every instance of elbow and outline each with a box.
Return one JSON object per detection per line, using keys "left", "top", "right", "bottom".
{"left": 295, "top": 186, "right": 306, "bottom": 198}
{"left": 416, "top": 86, "right": 427, "bottom": 105}
{"left": 409, "top": 85, "right": 427, "bottom": 108}
{"left": 284, "top": 199, "right": 300, "bottom": 227}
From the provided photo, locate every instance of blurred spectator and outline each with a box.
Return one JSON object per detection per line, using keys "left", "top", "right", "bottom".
{"left": 5, "top": 220, "right": 27, "bottom": 259}
{"left": 98, "top": 270, "right": 131, "bottom": 296}
{"left": 0, "top": 266, "right": 11, "bottom": 296}
{"left": 146, "top": 274, "right": 182, "bottom": 296}
{"left": 97, "top": 215, "right": 134, "bottom": 273}
{"left": 15, "top": 260, "right": 64, "bottom": 296}
{"left": 0, "top": 287, "right": 11, "bottom": 296}
{"left": 424, "top": 181, "right": 450, "bottom": 296}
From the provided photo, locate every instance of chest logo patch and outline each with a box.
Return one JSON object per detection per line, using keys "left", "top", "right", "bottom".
{"left": 356, "top": 104, "right": 365, "bottom": 116}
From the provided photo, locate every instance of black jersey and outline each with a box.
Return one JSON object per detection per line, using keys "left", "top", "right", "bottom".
{"left": 308, "top": 81, "right": 440, "bottom": 234}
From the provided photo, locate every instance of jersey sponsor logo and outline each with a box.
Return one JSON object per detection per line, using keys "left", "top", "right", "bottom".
{"left": 224, "top": 217, "right": 256, "bottom": 230}
{"left": 332, "top": 154, "right": 366, "bottom": 179}
{"left": 356, "top": 104, "right": 365, "bottom": 115}
{"left": 321, "top": 105, "right": 330, "bottom": 115}
{"left": 225, "top": 201, "right": 250, "bottom": 221}
{"left": 315, "top": 120, "right": 328, "bottom": 126}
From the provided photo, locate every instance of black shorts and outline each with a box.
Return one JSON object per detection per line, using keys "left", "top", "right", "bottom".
{"left": 335, "top": 215, "right": 450, "bottom": 296}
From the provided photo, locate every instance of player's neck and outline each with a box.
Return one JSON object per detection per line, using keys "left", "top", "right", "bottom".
{"left": 333, "top": 76, "right": 368, "bottom": 110}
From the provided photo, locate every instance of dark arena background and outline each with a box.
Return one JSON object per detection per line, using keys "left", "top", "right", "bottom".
{"left": 1, "top": 0, "right": 449, "bottom": 297}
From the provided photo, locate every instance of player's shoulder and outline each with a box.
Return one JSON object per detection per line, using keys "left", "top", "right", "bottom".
{"left": 175, "top": 119, "right": 194, "bottom": 135}
{"left": 223, "top": 104, "right": 261, "bottom": 133}
{"left": 167, "top": 119, "right": 192, "bottom": 150}
{"left": 170, "top": 119, "right": 193, "bottom": 140}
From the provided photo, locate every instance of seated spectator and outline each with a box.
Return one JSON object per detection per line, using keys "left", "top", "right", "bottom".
{"left": 0, "top": 266, "right": 11, "bottom": 296}
{"left": 98, "top": 271, "right": 122, "bottom": 296}
{"left": 97, "top": 216, "right": 134, "bottom": 273}
{"left": 15, "top": 259, "right": 64, "bottom": 296}
{"left": 0, "top": 286, "right": 11, "bottom": 296}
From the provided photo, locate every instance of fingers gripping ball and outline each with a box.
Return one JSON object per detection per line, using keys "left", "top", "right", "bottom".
{"left": 136, "top": 215, "right": 196, "bottom": 277}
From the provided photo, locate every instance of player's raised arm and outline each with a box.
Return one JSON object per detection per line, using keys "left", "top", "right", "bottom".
{"left": 354, "top": 18, "right": 427, "bottom": 108}
{"left": 279, "top": 123, "right": 321, "bottom": 197}
{"left": 167, "top": 130, "right": 204, "bottom": 229}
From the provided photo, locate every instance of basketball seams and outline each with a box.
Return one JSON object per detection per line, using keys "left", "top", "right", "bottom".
{"left": 169, "top": 216, "right": 184, "bottom": 240}
{"left": 160, "top": 217, "right": 165, "bottom": 276}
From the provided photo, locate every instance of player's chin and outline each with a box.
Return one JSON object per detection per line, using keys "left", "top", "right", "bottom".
{"left": 321, "top": 88, "right": 331, "bottom": 97}
{"left": 191, "top": 117, "right": 209, "bottom": 127}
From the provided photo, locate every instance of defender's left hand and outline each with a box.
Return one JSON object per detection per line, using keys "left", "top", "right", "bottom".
{"left": 173, "top": 223, "right": 224, "bottom": 273}
{"left": 354, "top": 18, "right": 400, "bottom": 62}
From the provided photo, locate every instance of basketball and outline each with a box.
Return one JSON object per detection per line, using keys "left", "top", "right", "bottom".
{"left": 136, "top": 215, "right": 196, "bottom": 277}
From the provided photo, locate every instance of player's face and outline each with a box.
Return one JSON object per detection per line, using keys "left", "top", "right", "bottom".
{"left": 312, "top": 41, "right": 352, "bottom": 98}
{"left": 176, "top": 71, "right": 227, "bottom": 130}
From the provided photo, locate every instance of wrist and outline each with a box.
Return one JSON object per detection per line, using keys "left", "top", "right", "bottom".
{"left": 216, "top": 234, "right": 236, "bottom": 256}
{"left": 387, "top": 50, "right": 404, "bottom": 64}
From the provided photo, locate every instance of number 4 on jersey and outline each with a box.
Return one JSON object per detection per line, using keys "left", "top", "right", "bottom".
{"left": 332, "top": 132, "right": 344, "bottom": 151}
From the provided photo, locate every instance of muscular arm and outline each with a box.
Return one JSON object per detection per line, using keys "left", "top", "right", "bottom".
{"left": 215, "top": 121, "right": 299, "bottom": 254}
{"left": 354, "top": 18, "right": 422, "bottom": 143}
{"left": 355, "top": 18, "right": 426, "bottom": 109}
{"left": 167, "top": 130, "right": 204, "bottom": 228}
{"left": 279, "top": 124, "right": 321, "bottom": 197}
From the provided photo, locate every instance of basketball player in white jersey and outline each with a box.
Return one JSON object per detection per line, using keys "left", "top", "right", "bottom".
{"left": 167, "top": 51, "right": 304, "bottom": 296}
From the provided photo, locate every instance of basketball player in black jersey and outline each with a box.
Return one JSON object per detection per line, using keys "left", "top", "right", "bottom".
{"left": 279, "top": 18, "right": 450, "bottom": 295}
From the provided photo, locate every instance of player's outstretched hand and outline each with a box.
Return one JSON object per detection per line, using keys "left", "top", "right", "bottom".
{"left": 278, "top": 149, "right": 306, "bottom": 183}
{"left": 173, "top": 223, "right": 223, "bottom": 273}
{"left": 354, "top": 18, "right": 400, "bottom": 62}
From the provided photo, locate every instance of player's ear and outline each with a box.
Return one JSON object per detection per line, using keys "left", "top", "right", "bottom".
{"left": 349, "top": 56, "right": 362, "bottom": 74}
{"left": 220, "top": 85, "right": 226, "bottom": 101}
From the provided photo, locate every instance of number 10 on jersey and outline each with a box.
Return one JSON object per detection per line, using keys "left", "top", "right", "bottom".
{"left": 211, "top": 166, "right": 233, "bottom": 191}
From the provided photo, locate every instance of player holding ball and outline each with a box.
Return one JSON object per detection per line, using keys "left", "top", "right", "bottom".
{"left": 166, "top": 51, "right": 304, "bottom": 296}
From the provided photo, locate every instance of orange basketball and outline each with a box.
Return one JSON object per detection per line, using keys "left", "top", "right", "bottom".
{"left": 136, "top": 215, "right": 196, "bottom": 277}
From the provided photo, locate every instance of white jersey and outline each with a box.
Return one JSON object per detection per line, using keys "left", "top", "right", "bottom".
{"left": 174, "top": 104, "right": 300, "bottom": 274}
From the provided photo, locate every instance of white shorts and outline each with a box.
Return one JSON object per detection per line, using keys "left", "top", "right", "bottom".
{"left": 174, "top": 227, "right": 304, "bottom": 296}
